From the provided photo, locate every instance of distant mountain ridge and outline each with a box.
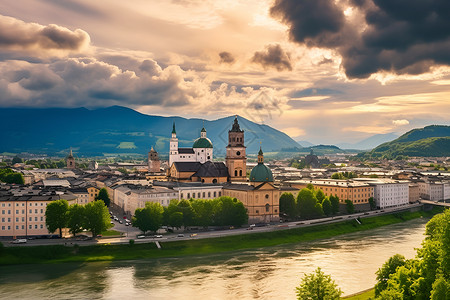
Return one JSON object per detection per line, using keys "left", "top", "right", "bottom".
{"left": 359, "top": 125, "right": 450, "bottom": 158}
{"left": 0, "top": 106, "right": 300, "bottom": 156}
{"left": 337, "top": 132, "right": 399, "bottom": 150}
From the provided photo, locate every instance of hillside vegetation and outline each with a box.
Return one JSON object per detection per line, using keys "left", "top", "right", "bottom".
{"left": 359, "top": 125, "right": 450, "bottom": 159}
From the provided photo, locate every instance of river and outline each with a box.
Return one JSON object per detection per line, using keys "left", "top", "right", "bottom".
{"left": 0, "top": 218, "right": 429, "bottom": 299}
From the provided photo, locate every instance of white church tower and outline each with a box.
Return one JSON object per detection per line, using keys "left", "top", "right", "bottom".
{"left": 193, "top": 127, "right": 213, "bottom": 164}
{"left": 169, "top": 122, "right": 178, "bottom": 167}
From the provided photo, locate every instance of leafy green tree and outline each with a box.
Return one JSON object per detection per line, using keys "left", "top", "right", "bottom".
{"left": 191, "top": 199, "right": 214, "bottom": 229}
{"left": 84, "top": 200, "right": 111, "bottom": 237}
{"left": 95, "top": 188, "right": 111, "bottom": 207}
{"left": 45, "top": 199, "right": 69, "bottom": 238}
{"left": 3, "top": 173, "right": 24, "bottom": 184}
{"left": 132, "top": 202, "right": 164, "bottom": 234}
{"left": 430, "top": 277, "right": 450, "bottom": 300}
{"left": 315, "top": 189, "right": 325, "bottom": 203}
{"left": 67, "top": 204, "right": 85, "bottom": 237}
{"left": 322, "top": 198, "right": 332, "bottom": 216}
{"left": 329, "top": 195, "right": 340, "bottom": 215}
{"left": 12, "top": 156, "right": 22, "bottom": 164}
{"left": 213, "top": 196, "right": 248, "bottom": 227}
{"left": 375, "top": 254, "right": 407, "bottom": 297}
{"left": 345, "top": 200, "right": 354, "bottom": 214}
{"left": 177, "top": 199, "right": 195, "bottom": 227}
{"left": 297, "top": 188, "right": 319, "bottom": 219}
{"left": 169, "top": 212, "right": 183, "bottom": 229}
{"left": 368, "top": 197, "right": 376, "bottom": 210}
{"left": 296, "top": 267, "right": 342, "bottom": 300}
{"left": 314, "top": 202, "right": 324, "bottom": 218}
{"left": 331, "top": 172, "right": 344, "bottom": 179}
{"left": 279, "top": 193, "right": 296, "bottom": 219}
{"left": 306, "top": 183, "right": 314, "bottom": 190}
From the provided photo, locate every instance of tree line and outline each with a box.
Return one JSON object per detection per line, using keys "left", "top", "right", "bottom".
{"left": 45, "top": 199, "right": 111, "bottom": 238}
{"left": 280, "top": 184, "right": 374, "bottom": 220}
{"left": 132, "top": 196, "right": 248, "bottom": 234}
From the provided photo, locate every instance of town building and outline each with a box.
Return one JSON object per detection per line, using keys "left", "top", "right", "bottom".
{"left": 409, "top": 183, "right": 420, "bottom": 203}
{"left": 418, "top": 180, "right": 450, "bottom": 201}
{"left": 66, "top": 149, "right": 75, "bottom": 169}
{"left": 0, "top": 185, "right": 77, "bottom": 238}
{"left": 287, "top": 179, "right": 374, "bottom": 210}
{"left": 356, "top": 178, "right": 409, "bottom": 209}
{"left": 148, "top": 147, "right": 161, "bottom": 173}
{"left": 223, "top": 148, "right": 280, "bottom": 223}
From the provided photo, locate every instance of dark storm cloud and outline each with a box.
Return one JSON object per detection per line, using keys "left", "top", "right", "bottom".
{"left": 251, "top": 44, "right": 292, "bottom": 71}
{"left": 271, "top": 0, "right": 450, "bottom": 78}
{"left": 219, "top": 51, "right": 235, "bottom": 64}
{"left": 0, "top": 14, "right": 89, "bottom": 52}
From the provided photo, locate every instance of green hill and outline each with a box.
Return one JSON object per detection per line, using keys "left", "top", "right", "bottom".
{"left": 359, "top": 125, "right": 450, "bottom": 159}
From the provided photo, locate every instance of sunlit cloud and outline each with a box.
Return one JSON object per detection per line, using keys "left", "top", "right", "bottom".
{"left": 392, "top": 119, "right": 410, "bottom": 126}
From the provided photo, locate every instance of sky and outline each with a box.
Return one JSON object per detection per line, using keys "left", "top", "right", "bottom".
{"left": 0, "top": 0, "right": 449, "bottom": 145}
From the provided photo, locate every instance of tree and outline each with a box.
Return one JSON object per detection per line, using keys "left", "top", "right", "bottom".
{"left": 213, "top": 196, "right": 248, "bottom": 227}
{"left": 296, "top": 267, "right": 342, "bottom": 300}
{"left": 177, "top": 199, "right": 195, "bottom": 227}
{"left": 322, "top": 198, "right": 332, "bottom": 216}
{"left": 329, "top": 195, "right": 340, "bottom": 215}
{"left": 430, "top": 277, "right": 450, "bottom": 300}
{"left": 191, "top": 199, "right": 214, "bottom": 228}
{"left": 95, "top": 188, "right": 111, "bottom": 207}
{"left": 315, "top": 189, "right": 325, "bottom": 203}
{"left": 368, "top": 197, "right": 376, "bottom": 210}
{"left": 3, "top": 173, "right": 24, "bottom": 184}
{"left": 375, "top": 254, "right": 407, "bottom": 296}
{"left": 12, "top": 156, "right": 23, "bottom": 164}
{"left": 67, "top": 204, "right": 85, "bottom": 236}
{"left": 279, "top": 193, "right": 296, "bottom": 219}
{"left": 169, "top": 211, "right": 183, "bottom": 229}
{"left": 345, "top": 200, "right": 354, "bottom": 214}
{"left": 331, "top": 172, "right": 344, "bottom": 179}
{"left": 45, "top": 199, "right": 69, "bottom": 238}
{"left": 297, "top": 188, "right": 319, "bottom": 220}
{"left": 132, "top": 202, "right": 164, "bottom": 234}
{"left": 84, "top": 200, "right": 111, "bottom": 238}
{"left": 306, "top": 183, "right": 314, "bottom": 190}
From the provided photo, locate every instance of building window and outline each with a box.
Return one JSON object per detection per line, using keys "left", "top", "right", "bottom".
{"left": 256, "top": 210, "right": 259, "bottom": 214}
{"left": 265, "top": 204, "right": 270, "bottom": 212}
{"left": 235, "top": 170, "right": 238, "bottom": 176}
{"left": 187, "top": 193, "right": 190, "bottom": 199}
{"left": 214, "top": 192, "right": 216, "bottom": 197}
{"left": 239, "top": 170, "right": 242, "bottom": 176}
{"left": 265, "top": 194, "right": 269, "bottom": 199}
{"left": 208, "top": 192, "right": 211, "bottom": 198}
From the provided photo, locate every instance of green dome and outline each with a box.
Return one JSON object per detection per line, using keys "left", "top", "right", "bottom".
{"left": 193, "top": 137, "right": 213, "bottom": 148}
{"left": 250, "top": 163, "right": 273, "bottom": 182}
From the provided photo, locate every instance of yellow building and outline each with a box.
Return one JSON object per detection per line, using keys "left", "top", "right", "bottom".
{"left": 223, "top": 147, "right": 279, "bottom": 223}
{"left": 288, "top": 179, "right": 374, "bottom": 205}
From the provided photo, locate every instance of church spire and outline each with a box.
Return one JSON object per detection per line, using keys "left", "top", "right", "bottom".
{"left": 258, "top": 145, "right": 264, "bottom": 163}
{"left": 172, "top": 122, "right": 176, "bottom": 134}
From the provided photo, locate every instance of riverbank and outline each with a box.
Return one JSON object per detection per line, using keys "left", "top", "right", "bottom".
{"left": 0, "top": 207, "right": 443, "bottom": 265}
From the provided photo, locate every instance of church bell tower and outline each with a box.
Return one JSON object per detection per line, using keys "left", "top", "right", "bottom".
{"left": 226, "top": 116, "right": 247, "bottom": 181}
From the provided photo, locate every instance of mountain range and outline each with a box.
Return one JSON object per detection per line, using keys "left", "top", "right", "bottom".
{"left": 0, "top": 106, "right": 300, "bottom": 157}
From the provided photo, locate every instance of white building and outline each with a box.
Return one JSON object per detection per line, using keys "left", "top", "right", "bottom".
{"left": 113, "top": 184, "right": 179, "bottom": 216}
{"left": 355, "top": 178, "right": 409, "bottom": 209}
{"left": 169, "top": 123, "right": 213, "bottom": 167}
{"left": 153, "top": 181, "right": 223, "bottom": 200}
{"left": 418, "top": 181, "right": 450, "bottom": 201}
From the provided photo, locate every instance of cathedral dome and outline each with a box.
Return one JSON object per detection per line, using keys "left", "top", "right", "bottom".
{"left": 193, "top": 137, "right": 213, "bottom": 148}
{"left": 250, "top": 163, "right": 273, "bottom": 182}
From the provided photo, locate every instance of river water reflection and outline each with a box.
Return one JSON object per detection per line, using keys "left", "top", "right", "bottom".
{"left": 0, "top": 218, "right": 428, "bottom": 299}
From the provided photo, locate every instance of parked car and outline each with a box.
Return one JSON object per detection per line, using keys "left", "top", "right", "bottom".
{"left": 137, "top": 235, "right": 145, "bottom": 239}
{"left": 154, "top": 235, "right": 163, "bottom": 238}
{"left": 119, "top": 220, "right": 123, "bottom": 224}
{"left": 11, "top": 239, "right": 27, "bottom": 244}
{"left": 177, "top": 234, "right": 184, "bottom": 237}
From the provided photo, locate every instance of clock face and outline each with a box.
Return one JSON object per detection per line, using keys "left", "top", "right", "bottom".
{"left": 236, "top": 151, "right": 240, "bottom": 156}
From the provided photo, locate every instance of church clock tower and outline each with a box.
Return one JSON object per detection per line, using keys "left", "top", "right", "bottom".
{"left": 226, "top": 116, "right": 247, "bottom": 181}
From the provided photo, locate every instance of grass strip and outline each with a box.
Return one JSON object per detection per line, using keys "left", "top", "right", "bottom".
{"left": 0, "top": 207, "right": 443, "bottom": 266}
{"left": 343, "top": 288, "right": 375, "bottom": 299}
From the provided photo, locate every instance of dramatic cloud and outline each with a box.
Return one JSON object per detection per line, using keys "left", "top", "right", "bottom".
{"left": 252, "top": 44, "right": 292, "bottom": 71}
{"left": 271, "top": 0, "right": 450, "bottom": 78}
{"left": 0, "top": 14, "right": 90, "bottom": 55}
{"left": 218, "top": 51, "right": 235, "bottom": 64}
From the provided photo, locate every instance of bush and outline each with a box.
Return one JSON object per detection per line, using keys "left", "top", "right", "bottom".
{"left": 129, "top": 239, "right": 135, "bottom": 246}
